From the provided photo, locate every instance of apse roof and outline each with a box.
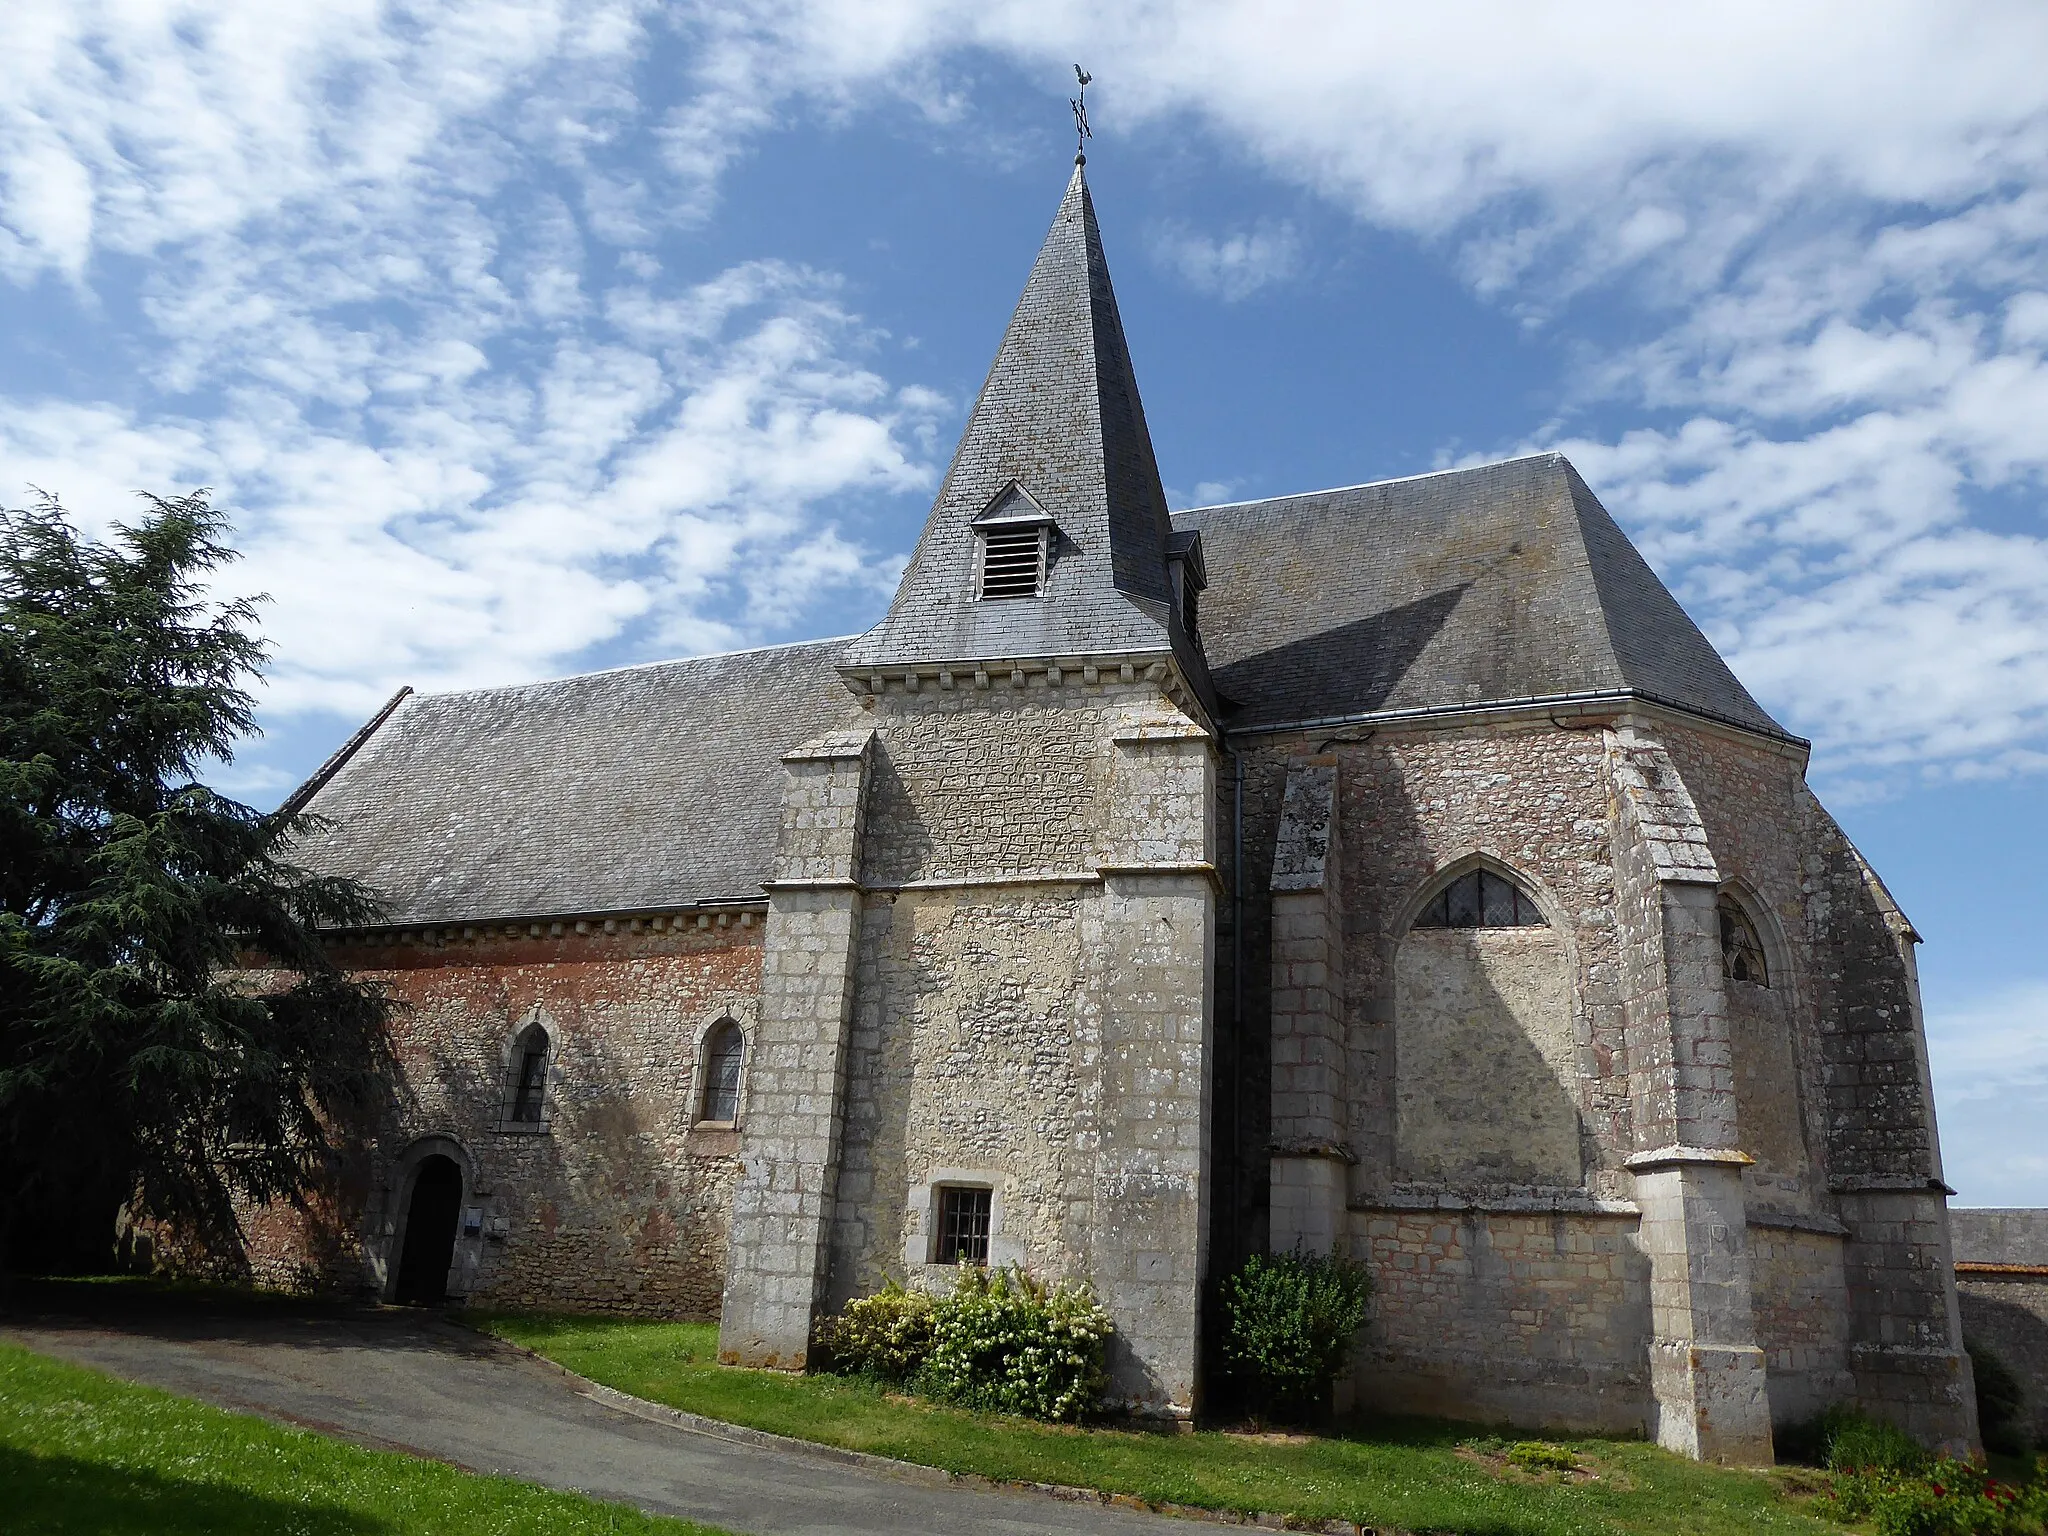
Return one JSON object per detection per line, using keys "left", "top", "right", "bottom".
{"left": 1175, "top": 453, "right": 1790, "bottom": 739}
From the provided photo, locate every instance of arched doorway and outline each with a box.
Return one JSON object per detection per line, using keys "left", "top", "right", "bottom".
{"left": 393, "top": 1155, "right": 462, "bottom": 1305}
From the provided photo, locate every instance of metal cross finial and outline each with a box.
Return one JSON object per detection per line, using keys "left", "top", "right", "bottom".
{"left": 1070, "top": 65, "right": 1093, "bottom": 165}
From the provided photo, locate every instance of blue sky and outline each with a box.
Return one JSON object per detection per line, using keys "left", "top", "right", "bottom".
{"left": 3, "top": 2, "right": 2045, "bottom": 1204}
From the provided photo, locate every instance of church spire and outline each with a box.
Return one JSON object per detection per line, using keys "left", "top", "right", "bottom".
{"left": 845, "top": 161, "right": 1204, "bottom": 691}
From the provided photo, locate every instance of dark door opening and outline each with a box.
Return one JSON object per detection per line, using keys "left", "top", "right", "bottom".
{"left": 393, "top": 1155, "right": 462, "bottom": 1305}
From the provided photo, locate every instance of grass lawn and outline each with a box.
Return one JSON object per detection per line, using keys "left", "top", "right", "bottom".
{"left": 476, "top": 1314, "right": 1850, "bottom": 1536}
{"left": 0, "top": 1338, "right": 728, "bottom": 1536}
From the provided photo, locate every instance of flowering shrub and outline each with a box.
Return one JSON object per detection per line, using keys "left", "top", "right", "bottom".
{"left": 1827, "top": 1459, "right": 2048, "bottom": 1536}
{"left": 821, "top": 1266, "right": 1114, "bottom": 1422}
{"left": 917, "top": 1265, "right": 1114, "bottom": 1422}
{"left": 1814, "top": 1409, "right": 2048, "bottom": 1536}
{"left": 819, "top": 1280, "right": 935, "bottom": 1384}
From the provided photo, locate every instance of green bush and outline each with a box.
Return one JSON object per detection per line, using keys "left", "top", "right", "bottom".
{"left": 917, "top": 1265, "right": 1114, "bottom": 1422}
{"left": 820, "top": 1266, "right": 1114, "bottom": 1422}
{"left": 820, "top": 1280, "right": 935, "bottom": 1384}
{"left": 1218, "top": 1248, "right": 1374, "bottom": 1424}
{"left": 1820, "top": 1406, "right": 1933, "bottom": 1476}
{"left": 1971, "top": 1342, "right": 2033, "bottom": 1456}
{"left": 1827, "top": 1457, "right": 2048, "bottom": 1536}
{"left": 1506, "top": 1441, "right": 1580, "bottom": 1475}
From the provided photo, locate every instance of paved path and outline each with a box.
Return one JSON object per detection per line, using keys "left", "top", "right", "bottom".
{"left": 1, "top": 1293, "right": 1189, "bottom": 1536}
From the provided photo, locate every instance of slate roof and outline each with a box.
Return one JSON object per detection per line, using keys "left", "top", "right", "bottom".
{"left": 844, "top": 163, "right": 1210, "bottom": 707}
{"left": 1174, "top": 453, "right": 1790, "bottom": 739}
{"left": 292, "top": 457, "right": 1787, "bottom": 926}
{"left": 289, "top": 183, "right": 1793, "bottom": 929}
{"left": 290, "top": 639, "right": 861, "bottom": 926}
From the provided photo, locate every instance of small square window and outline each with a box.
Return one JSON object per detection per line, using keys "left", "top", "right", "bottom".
{"left": 934, "top": 1186, "right": 992, "bottom": 1266}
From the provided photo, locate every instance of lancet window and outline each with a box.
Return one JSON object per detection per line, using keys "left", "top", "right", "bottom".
{"left": 1412, "top": 867, "right": 1546, "bottom": 929}
{"left": 1719, "top": 898, "right": 1770, "bottom": 987}
{"left": 699, "top": 1019, "right": 745, "bottom": 1123}
{"left": 509, "top": 1024, "right": 550, "bottom": 1123}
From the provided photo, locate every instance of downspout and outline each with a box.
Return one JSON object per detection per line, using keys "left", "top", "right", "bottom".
{"left": 1232, "top": 748, "right": 1245, "bottom": 1260}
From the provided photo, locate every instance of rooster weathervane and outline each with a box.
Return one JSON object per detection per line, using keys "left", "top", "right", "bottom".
{"left": 1070, "top": 65, "right": 1092, "bottom": 165}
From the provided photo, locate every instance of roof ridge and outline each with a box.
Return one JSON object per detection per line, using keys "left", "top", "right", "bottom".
{"left": 406, "top": 634, "right": 857, "bottom": 703}
{"left": 1173, "top": 452, "right": 1569, "bottom": 517}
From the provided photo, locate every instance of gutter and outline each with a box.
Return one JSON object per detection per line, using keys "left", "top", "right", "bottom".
{"left": 1225, "top": 685, "right": 1809, "bottom": 754}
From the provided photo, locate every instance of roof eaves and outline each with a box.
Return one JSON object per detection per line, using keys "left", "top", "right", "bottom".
{"left": 1224, "top": 686, "right": 1810, "bottom": 752}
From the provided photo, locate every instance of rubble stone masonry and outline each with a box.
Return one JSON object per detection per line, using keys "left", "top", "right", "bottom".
{"left": 242, "top": 918, "right": 764, "bottom": 1318}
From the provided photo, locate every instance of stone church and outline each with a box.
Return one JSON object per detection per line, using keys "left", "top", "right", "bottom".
{"left": 255, "top": 163, "right": 1979, "bottom": 1462}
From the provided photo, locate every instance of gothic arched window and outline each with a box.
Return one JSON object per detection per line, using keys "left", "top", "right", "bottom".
{"left": 1719, "top": 897, "right": 1769, "bottom": 987}
{"left": 1413, "top": 867, "right": 1546, "bottom": 929}
{"left": 509, "top": 1024, "right": 550, "bottom": 1123}
{"left": 699, "top": 1020, "right": 745, "bottom": 1123}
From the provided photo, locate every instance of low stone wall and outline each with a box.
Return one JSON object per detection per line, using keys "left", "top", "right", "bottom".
{"left": 1953, "top": 1209, "right": 2048, "bottom": 1446}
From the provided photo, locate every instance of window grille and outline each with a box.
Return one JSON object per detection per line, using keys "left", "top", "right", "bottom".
{"left": 977, "top": 525, "right": 1046, "bottom": 599}
{"left": 700, "top": 1021, "right": 744, "bottom": 1122}
{"left": 934, "top": 1186, "right": 992, "bottom": 1265}
{"left": 510, "top": 1030, "right": 549, "bottom": 1122}
{"left": 1719, "top": 899, "right": 1769, "bottom": 986}
{"left": 1413, "top": 868, "right": 1545, "bottom": 929}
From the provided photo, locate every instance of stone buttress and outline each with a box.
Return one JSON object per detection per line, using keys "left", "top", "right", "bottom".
{"left": 1606, "top": 721, "right": 1774, "bottom": 1462}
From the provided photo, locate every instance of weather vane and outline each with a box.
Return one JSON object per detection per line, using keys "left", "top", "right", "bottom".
{"left": 1070, "top": 65, "right": 1092, "bottom": 165}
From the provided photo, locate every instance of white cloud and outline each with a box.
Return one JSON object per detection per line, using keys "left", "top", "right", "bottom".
{"left": 7, "top": 0, "right": 2048, "bottom": 797}
{"left": 0, "top": 0, "right": 940, "bottom": 740}
{"left": 1151, "top": 219, "right": 1300, "bottom": 301}
{"left": 3, "top": 258, "right": 935, "bottom": 718}
{"left": 1927, "top": 979, "right": 2048, "bottom": 1206}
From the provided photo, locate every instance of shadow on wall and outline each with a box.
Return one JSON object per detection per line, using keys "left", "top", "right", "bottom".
{"left": 1332, "top": 741, "right": 1657, "bottom": 1433}
{"left": 1215, "top": 586, "right": 1469, "bottom": 724}
{"left": 1961, "top": 1286, "right": 2048, "bottom": 1447}
{"left": 1392, "top": 923, "right": 1584, "bottom": 1188}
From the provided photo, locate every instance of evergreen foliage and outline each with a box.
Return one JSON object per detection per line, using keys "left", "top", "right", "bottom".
{"left": 1817, "top": 1406, "right": 1931, "bottom": 1476}
{"left": 1218, "top": 1248, "right": 1374, "bottom": 1424}
{"left": 0, "top": 492, "right": 394, "bottom": 1273}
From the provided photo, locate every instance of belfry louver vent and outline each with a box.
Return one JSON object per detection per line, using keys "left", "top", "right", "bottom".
{"left": 978, "top": 524, "right": 1047, "bottom": 599}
